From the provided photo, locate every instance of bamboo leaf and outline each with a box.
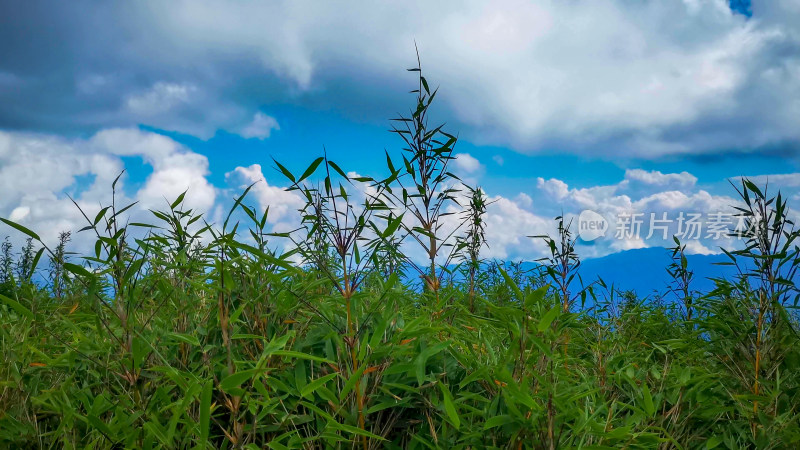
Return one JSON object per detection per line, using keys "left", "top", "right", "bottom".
{"left": 328, "top": 422, "right": 387, "bottom": 441}
{"left": 300, "top": 373, "right": 337, "bottom": 399}
{"left": 339, "top": 365, "right": 366, "bottom": 403}
{"left": 0, "top": 218, "right": 41, "bottom": 241}
{"left": 524, "top": 285, "right": 549, "bottom": 311}
{"left": 167, "top": 332, "right": 201, "bottom": 347}
{"left": 642, "top": 383, "right": 655, "bottom": 417}
{"left": 298, "top": 157, "right": 324, "bottom": 183}
{"left": 63, "top": 262, "right": 94, "bottom": 278}
{"left": 438, "top": 382, "right": 461, "bottom": 429}
{"left": 219, "top": 368, "right": 266, "bottom": 393}
{"left": 538, "top": 305, "right": 559, "bottom": 333}
{"left": 483, "top": 415, "right": 515, "bottom": 430}
{"left": 0, "top": 293, "right": 33, "bottom": 320}
{"left": 273, "top": 159, "right": 296, "bottom": 183}
{"left": 170, "top": 191, "right": 187, "bottom": 209}
{"left": 199, "top": 380, "right": 212, "bottom": 445}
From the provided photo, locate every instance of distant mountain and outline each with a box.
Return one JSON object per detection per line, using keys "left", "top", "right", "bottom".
{"left": 440, "top": 247, "right": 741, "bottom": 299}
{"left": 506, "top": 247, "right": 738, "bottom": 300}
{"left": 576, "top": 247, "right": 737, "bottom": 299}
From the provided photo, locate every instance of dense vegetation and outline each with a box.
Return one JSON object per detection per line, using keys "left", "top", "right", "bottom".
{"left": 1, "top": 65, "right": 800, "bottom": 449}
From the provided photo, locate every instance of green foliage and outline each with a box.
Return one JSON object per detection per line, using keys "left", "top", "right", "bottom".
{"left": 384, "top": 50, "right": 461, "bottom": 295}
{"left": 1, "top": 66, "right": 800, "bottom": 450}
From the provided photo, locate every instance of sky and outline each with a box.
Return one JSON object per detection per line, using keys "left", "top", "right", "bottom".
{"left": 1, "top": 0, "right": 800, "bottom": 262}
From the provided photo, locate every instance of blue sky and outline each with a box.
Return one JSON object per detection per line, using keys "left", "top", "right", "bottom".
{"left": 2, "top": 0, "right": 800, "bottom": 262}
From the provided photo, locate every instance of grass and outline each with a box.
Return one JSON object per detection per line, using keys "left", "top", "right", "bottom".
{"left": 1, "top": 63, "right": 799, "bottom": 449}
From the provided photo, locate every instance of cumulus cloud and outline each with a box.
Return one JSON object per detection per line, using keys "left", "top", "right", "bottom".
{"left": 90, "top": 128, "right": 217, "bottom": 212}
{"left": 453, "top": 153, "right": 483, "bottom": 173}
{"left": 236, "top": 112, "right": 280, "bottom": 139}
{"left": 1, "top": 124, "right": 792, "bottom": 264}
{"left": 0, "top": 128, "right": 216, "bottom": 248}
{"left": 526, "top": 169, "right": 750, "bottom": 258}
{"left": 1, "top": 1, "right": 799, "bottom": 158}
{"left": 225, "top": 164, "right": 304, "bottom": 229}
{"left": 481, "top": 194, "right": 551, "bottom": 260}
{"left": 684, "top": 240, "right": 717, "bottom": 255}
{"left": 738, "top": 172, "right": 800, "bottom": 188}
{"left": 623, "top": 169, "right": 697, "bottom": 190}
{"left": 126, "top": 82, "right": 196, "bottom": 116}
{"left": 451, "top": 153, "right": 484, "bottom": 186}
{"left": 9, "top": 207, "right": 30, "bottom": 222}
{"left": 387, "top": 168, "right": 755, "bottom": 262}
{"left": 537, "top": 178, "right": 570, "bottom": 201}
{"left": 514, "top": 192, "right": 533, "bottom": 209}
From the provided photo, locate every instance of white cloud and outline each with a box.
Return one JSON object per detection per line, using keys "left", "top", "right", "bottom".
{"left": 537, "top": 177, "right": 570, "bottom": 201}
{"left": 451, "top": 153, "right": 485, "bottom": 187}
{"left": 0, "top": 128, "right": 216, "bottom": 249}
{"left": 610, "top": 235, "right": 648, "bottom": 252}
{"left": 226, "top": 164, "right": 304, "bottom": 226}
{"left": 522, "top": 169, "right": 754, "bottom": 258}
{"left": 739, "top": 173, "right": 800, "bottom": 188}
{"left": 9, "top": 207, "right": 30, "bottom": 222}
{"left": 120, "top": 0, "right": 800, "bottom": 157}
{"left": 482, "top": 194, "right": 551, "bottom": 260}
{"left": 514, "top": 192, "right": 533, "bottom": 209}
{"left": 386, "top": 170, "right": 735, "bottom": 263}
{"left": 121, "top": 80, "right": 249, "bottom": 139}
{"left": 5, "top": 1, "right": 800, "bottom": 158}
{"left": 453, "top": 153, "right": 483, "bottom": 173}
{"left": 236, "top": 112, "right": 280, "bottom": 139}
{"left": 683, "top": 240, "right": 717, "bottom": 255}
{"left": 90, "top": 128, "right": 217, "bottom": 212}
{"left": 0, "top": 127, "right": 792, "bottom": 266}
{"left": 126, "top": 82, "right": 196, "bottom": 116}
{"left": 624, "top": 169, "right": 697, "bottom": 189}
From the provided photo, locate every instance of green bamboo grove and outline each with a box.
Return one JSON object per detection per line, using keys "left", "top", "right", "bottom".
{"left": 1, "top": 64, "right": 799, "bottom": 449}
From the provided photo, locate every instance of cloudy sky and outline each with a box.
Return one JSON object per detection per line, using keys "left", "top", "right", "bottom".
{"left": 1, "top": 0, "right": 799, "bottom": 261}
